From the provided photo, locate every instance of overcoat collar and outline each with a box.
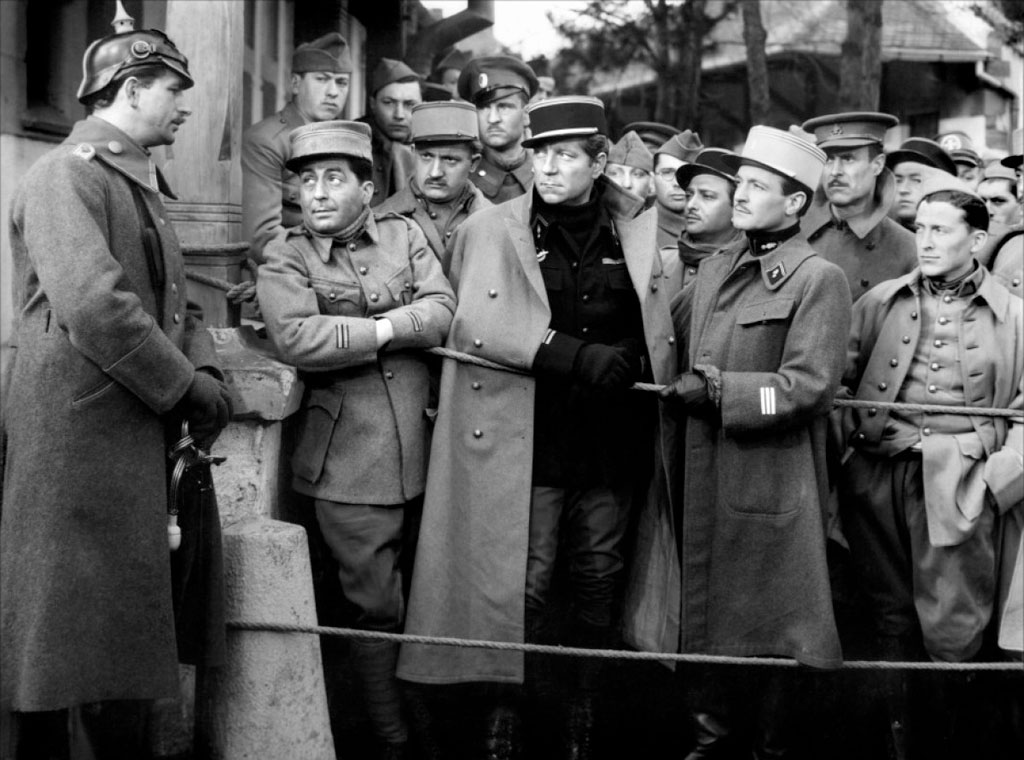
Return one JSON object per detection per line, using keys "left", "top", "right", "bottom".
{"left": 69, "top": 116, "right": 177, "bottom": 198}
{"left": 875, "top": 265, "right": 1012, "bottom": 323}
{"left": 729, "top": 234, "right": 818, "bottom": 292}
{"left": 805, "top": 166, "right": 898, "bottom": 240}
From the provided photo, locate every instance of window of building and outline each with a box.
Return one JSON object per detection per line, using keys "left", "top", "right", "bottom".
{"left": 243, "top": 0, "right": 293, "bottom": 127}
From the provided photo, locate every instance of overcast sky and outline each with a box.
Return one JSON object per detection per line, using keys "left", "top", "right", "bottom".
{"left": 424, "top": 0, "right": 591, "bottom": 59}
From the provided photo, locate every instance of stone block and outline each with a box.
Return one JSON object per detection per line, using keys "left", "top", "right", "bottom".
{"left": 197, "top": 518, "right": 334, "bottom": 759}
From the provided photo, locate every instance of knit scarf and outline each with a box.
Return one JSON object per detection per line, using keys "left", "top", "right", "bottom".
{"left": 308, "top": 205, "right": 371, "bottom": 246}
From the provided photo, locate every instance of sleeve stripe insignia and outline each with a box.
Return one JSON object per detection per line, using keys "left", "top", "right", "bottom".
{"left": 336, "top": 323, "right": 350, "bottom": 349}
{"left": 760, "top": 386, "right": 777, "bottom": 415}
{"left": 409, "top": 312, "right": 423, "bottom": 332}
{"left": 543, "top": 328, "right": 556, "bottom": 345}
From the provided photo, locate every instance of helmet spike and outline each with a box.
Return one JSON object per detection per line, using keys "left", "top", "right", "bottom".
{"left": 111, "top": 0, "right": 135, "bottom": 33}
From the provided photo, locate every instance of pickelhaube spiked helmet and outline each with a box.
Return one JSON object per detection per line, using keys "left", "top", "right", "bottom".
{"left": 77, "top": 1, "right": 193, "bottom": 103}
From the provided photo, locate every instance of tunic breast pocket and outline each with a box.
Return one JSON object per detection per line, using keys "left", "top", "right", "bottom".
{"left": 292, "top": 388, "right": 344, "bottom": 484}
{"left": 539, "top": 262, "right": 566, "bottom": 291}
{"left": 732, "top": 297, "right": 795, "bottom": 369}
{"left": 310, "top": 277, "right": 363, "bottom": 316}
{"left": 604, "top": 262, "right": 632, "bottom": 291}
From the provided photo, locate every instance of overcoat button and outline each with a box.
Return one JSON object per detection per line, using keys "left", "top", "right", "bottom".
{"left": 488, "top": 289, "right": 497, "bottom": 298}
{"left": 877, "top": 382, "right": 887, "bottom": 390}
{"left": 1013, "top": 278, "right": 1021, "bottom": 287}
{"left": 370, "top": 293, "right": 379, "bottom": 302}
{"left": 910, "top": 311, "right": 918, "bottom": 319}
{"left": 359, "top": 266, "right": 368, "bottom": 275}
{"left": 856, "top": 433, "right": 866, "bottom": 440}
{"left": 938, "top": 317, "right": 949, "bottom": 325}
{"left": 933, "top": 339, "right": 943, "bottom": 348}
{"left": 943, "top": 295, "right": 952, "bottom": 303}
{"left": 472, "top": 382, "right": 482, "bottom": 390}
{"left": 923, "top": 427, "right": 932, "bottom": 436}
{"left": 582, "top": 294, "right": 590, "bottom": 303}
{"left": 928, "top": 384, "right": 937, "bottom": 393}
{"left": 170, "top": 283, "right": 178, "bottom": 295}
{"left": 651, "top": 283, "right": 659, "bottom": 292}
{"left": 429, "top": 211, "right": 437, "bottom": 219}
{"left": 930, "top": 362, "right": 940, "bottom": 371}
{"left": 474, "top": 339, "right": 483, "bottom": 347}
{"left": 349, "top": 243, "right": 357, "bottom": 251}
{"left": 385, "top": 371, "right": 394, "bottom": 380}
{"left": 668, "top": 336, "right": 676, "bottom": 344}
{"left": 473, "top": 429, "right": 483, "bottom": 438}
{"left": 328, "top": 292, "right": 337, "bottom": 301}
{"left": 902, "top": 336, "right": 911, "bottom": 344}
{"left": 173, "top": 313, "right": 181, "bottom": 323}
{"left": 889, "top": 358, "right": 898, "bottom": 367}
{"left": 582, "top": 327, "right": 589, "bottom": 334}
{"left": 868, "top": 408, "right": 877, "bottom": 417}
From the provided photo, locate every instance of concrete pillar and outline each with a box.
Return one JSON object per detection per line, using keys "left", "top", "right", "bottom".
{"left": 196, "top": 518, "right": 334, "bottom": 759}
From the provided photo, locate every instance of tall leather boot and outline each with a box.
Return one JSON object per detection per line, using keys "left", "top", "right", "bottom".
{"left": 483, "top": 693, "right": 522, "bottom": 760}
{"left": 561, "top": 622, "right": 612, "bottom": 760}
{"left": 877, "top": 636, "right": 912, "bottom": 760}
{"left": 682, "top": 711, "right": 731, "bottom": 760}
{"left": 753, "top": 671, "right": 796, "bottom": 760}
{"left": 349, "top": 639, "right": 409, "bottom": 759}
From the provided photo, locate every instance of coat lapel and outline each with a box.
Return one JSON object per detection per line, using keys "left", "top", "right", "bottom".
{"left": 504, "top": 194, "right": 548, "bottom": 306}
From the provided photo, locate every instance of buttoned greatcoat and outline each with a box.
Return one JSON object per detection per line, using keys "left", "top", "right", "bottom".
{"left": 397, "top": 178, "right": 677, "bottom": 684}
{"left": 1, "top": 117, "right": 219, "bottom": 711}
{"left": 374, "top": 182, "right": 492, "bottom": 273}
{"left": 841, "top": 268, "right": 1023, "bottom": 547}
{"left": 242, "top": 101, "right": 307, "bottom": 263}
{"left": 804, "top": 168, "right": 917, "bottom": 302}
{"left": 257, "top": 214, "right": 455, "bottom": 505}
{"left": 625, "top": 236, "right": 852, "bottom": 668}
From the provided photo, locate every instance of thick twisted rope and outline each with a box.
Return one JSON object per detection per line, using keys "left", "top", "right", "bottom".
{"left": 226, "top": 621, "right": 1023, "bottom": 672}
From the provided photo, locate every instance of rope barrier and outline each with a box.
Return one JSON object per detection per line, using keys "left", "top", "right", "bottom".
{"left": 226, "top": 620, "right": 1023, "bottom": 672}
{"left": 179, "top": 275, "right": 1020, "bottom": 418}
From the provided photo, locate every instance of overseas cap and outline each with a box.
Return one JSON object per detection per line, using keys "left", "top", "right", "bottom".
{"left": 621, "top": 121, "right": 680, "bottom": 152}
{"left": 607, "top": 131, "right": 653, "bottom": 172}
{"left": 411, "top": 101, "right": 478, "bottom": 143}
{"left": 675, "top": 148, "right": 739, "bottom": 188}
{"left": 286, "top": 120, "right": 373, "bottom": 171}
{"left": 722, "top": 125, "right": 827, "bottom": 191}
{"left": 886, "top": 138, "right": 957, "bottom": 176}
{"left": 654, "top": 130, "right": 704, "bottom": 162}
{"left": 292, "top": 32, "right": 352, "bottom": 74}
{"left": 522, "top": 95, "right": 607, "bottom": 148}
{"left": 457, "top": 55, "right": 539, "bottom": 104}
{"left": 801, "top": 111, "right": 898, "bottom": 149}
{"left": 370, "top": 58, "right": 420, "bottom": 95}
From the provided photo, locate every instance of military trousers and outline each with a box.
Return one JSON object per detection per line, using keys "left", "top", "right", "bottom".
{"left": 524, "top": 484, "right": 633, "bottom": 632}
{"left": 314, "top": 499, "right": 409, "bottom": 632}
{"left": 840, "top": 450, "right": 997, "bottom": 662}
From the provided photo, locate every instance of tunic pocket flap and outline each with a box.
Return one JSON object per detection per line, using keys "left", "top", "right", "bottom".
{"left": 736, "top": 297, "right": 795, "bottom": 325}
{"left": 954, "top": 432, "right": 985, "bottom": 460}
{"left": 291, "top": 389, "right": 344, "bottom": 484}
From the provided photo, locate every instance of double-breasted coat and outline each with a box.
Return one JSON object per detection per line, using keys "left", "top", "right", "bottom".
{"left": 1, "top": 117, "right": 219, "bottom": 711}
{"left": 257, "top": 214, "right": 455, "bottom": 505}
{"left": 397, "top": 179, "right": 677, "bottom": 684}
{"left": 241, "top": 101, "right": 307, "bottom": 263}
{"left": 625, "top": 236, "right": 852, "bottom": 668}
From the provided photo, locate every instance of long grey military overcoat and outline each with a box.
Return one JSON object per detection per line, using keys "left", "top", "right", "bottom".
{"left": 1, "top": 117, "right": 218, "bottom": 711}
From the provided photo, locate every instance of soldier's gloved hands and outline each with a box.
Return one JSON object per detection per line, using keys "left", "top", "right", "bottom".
{"left": 573, "top": 343, "right": 635, "bottom": 390}
{"left": 614, "top": 338, "right": 646, "bottom": 381}
{"left": 174, "top": 371, "right": 233, "bottom": 445}
{"left": 659, "top": 372, "right": 714, "bottom": 416}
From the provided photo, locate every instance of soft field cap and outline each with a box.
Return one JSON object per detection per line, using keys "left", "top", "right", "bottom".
{"left": 286, "top": 120, "right": 373, "bottom": 171}
{"left": 522, "top": 95, "right": 607, "bottom": 148}
{"left": 723, "top": 125, "right": 827, "bottom": 190}
{"left": 607, "top": 131, "right": 653, "bottom": 172}
{"left": 292, "top": 32, "right": 352, "bottom": 74}
{"left": 411, "top": 101, "right": 478, "bottom": 143}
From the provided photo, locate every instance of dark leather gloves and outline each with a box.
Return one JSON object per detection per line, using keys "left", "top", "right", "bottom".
{"left": 173, "top": 371, "right": 233, "bottom": 445}
{"left": 659, "top": 371, "right": 716, "bottom": 417}
{"left": 573, "top": 343, "right": 637, "bottom": 391}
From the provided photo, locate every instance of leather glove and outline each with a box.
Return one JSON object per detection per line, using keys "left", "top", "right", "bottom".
{"left": 659, "top": 371, "right": 715, "bottom": 416}
{"left": 173, "top": 371, "right": 233, "bottom": 445}
{"left": 614, "top": 338, "right": 646, "bottom": 381}
{"left": 572, "top": 343, "right": 635, "bottom": 391}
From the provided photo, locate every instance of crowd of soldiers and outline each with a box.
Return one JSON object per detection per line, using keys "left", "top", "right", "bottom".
{"left": 1, "top": 13, "right": 1022, "bottom": 760}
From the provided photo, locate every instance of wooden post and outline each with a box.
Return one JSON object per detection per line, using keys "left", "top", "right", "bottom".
{"left": 160, "top": 1, "right": 247, "bottom": 327}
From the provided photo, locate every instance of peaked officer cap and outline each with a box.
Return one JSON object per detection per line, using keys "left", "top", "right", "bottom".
{"left": 457, "top": 55, "right": 539, "bottom": 104}
{"left": 292, "top": 32, "right": 353, "bottom": 74}
{"left": 411, "top": 101, "right": 478, "bottom": 143}
{"left": 621, "top": 121, "right": 680, "bottom": 152}
{"left": 935, "top": 131, "right": 983, "bottom": 168}
{"left": 801, "top": 111, "right": 898, "bottom": 150}
{"left": 675, "top": 148, "right": 739, "bottom": 188}
{"left": 370, "top": 58, "right": 420, "bottom": 96}
{"left": 607, "top": 131, "right": 653, "bottom": 172}
{"left": 522, "top": 96, "right": 607, "bottom": 148}
{"left": 886, "top": 138, "right": 957, "bottom": 176}
{"left": 654, "top": 130, "right": 705, "bottom": 162}
{"left": 286, "top": 120, "right": 373, "bottom": 171}
{"left": 722, "top": 125, "right": 827, "bottom": 192}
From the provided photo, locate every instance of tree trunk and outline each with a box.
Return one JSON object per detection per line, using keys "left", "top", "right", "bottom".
{"left": 838, "top": 0, "right": 883, "bottom": 110}
{"left": 741, "top": 0, "right": 770, "bottom": 125}
{"left": 675, "top": 0, "right": 707, "bottom": 129}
